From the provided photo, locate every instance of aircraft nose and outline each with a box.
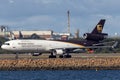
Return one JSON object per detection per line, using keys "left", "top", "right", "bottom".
{"left": 1, "top": 45, "right": 4, "bottom": 49}
{"left": 1, "top": 45, "right": 7, "bottom": 50}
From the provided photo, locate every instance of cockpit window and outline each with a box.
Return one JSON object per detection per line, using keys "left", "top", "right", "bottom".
{"left": 4, "top": 43, "right": 10, "bottom": 45}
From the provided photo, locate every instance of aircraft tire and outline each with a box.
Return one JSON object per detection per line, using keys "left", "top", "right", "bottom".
{"left": 59, "top": 55, "right": 64, "bottom": 58}
{"left": 64, "top": 55, "right": 71, "bottom": 58}
{"left": 49, "top": 55, "right": 56, "bottom": 58}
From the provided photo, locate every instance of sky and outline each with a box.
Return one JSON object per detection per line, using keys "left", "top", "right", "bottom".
{"left": 0, "top": 0, "right": 120, "bottom": 36}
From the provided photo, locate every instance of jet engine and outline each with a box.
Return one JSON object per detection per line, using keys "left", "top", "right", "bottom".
{"left": 54, "top": 49, "right": 64, "bottom": 55}
{"left": 83, "top": 33, "right": 108, "bottom": 41}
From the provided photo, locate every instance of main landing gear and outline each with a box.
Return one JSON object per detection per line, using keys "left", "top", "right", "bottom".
{"left": 59, "top": 54, "right": 71, "bottom": 58}
{"left": 59, "top": 50, "right": 72, "bottom": 58}
{"left": 49, "top": 53, "right": 56, "bottom": 58}
{"left": 49, "top": 51, "right": 71, "bottom": 58}
{"left": 49, "top": 55, "right": 56, "bottom": 58}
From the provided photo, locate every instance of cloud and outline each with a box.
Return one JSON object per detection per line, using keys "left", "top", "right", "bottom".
{"left": 40, "top": 0, "right": 58, "bottom": 4}
{"left": 0, "top": 0, "right": 120, "bottom": 36}
{"left": 8, "top": 0, "right": 14, "bottom": 4}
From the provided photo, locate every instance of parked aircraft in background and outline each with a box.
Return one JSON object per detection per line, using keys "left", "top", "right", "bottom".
{"left": 1, "top": 19, "right": 118, "bottom": 58}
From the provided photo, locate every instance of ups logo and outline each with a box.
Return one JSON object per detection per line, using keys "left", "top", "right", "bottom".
{"left": 97, "top": 25, "right": 103, "bottom": 33}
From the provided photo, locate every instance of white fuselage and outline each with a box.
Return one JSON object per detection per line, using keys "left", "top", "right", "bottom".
{"left": 1, "top": 39, "right": 84, "bottom": 53}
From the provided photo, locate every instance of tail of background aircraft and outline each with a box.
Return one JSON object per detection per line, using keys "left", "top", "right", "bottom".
{"left": 19, "top": 31, "right": 23, "bottom": 39}
{"left": 83, "top": 19, "right": 108, "bottom": 42}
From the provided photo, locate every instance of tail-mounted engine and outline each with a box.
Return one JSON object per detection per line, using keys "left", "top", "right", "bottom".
{"left": 83, "top": 33, "right": 108, "bottom": 41}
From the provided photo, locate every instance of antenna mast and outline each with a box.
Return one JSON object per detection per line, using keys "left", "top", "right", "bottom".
{"left": 67, "top": 10, "right": 70, "bottom": 33}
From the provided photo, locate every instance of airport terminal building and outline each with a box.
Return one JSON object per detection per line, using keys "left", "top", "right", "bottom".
{"left": 0, "top": 25, "right": 71, "bottom": 40}
{"left": 12, "top": 30, "right": 53, "bottom": 39}
{"left": 12, "top": 30, "right": 71, "bottom": 40}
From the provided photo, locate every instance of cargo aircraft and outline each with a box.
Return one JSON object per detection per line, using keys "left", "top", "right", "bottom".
{"left": 1, "top": 19, "right": 118, "bottom": 58}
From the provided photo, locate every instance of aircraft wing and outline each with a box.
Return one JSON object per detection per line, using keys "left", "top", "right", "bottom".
{"left": 50, "top": 41, "right": 118, "bottom": 50}
{"left": 47, "top": 41, "right": 118, "bottom": 55}
{"left": 82, "top": 41, "right": 118, "bottom": 49}
{"left": 51, "top": 41, "right": 118, "bottom": 53}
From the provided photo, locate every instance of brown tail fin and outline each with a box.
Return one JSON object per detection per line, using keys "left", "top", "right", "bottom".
{"left": 91, "top": 19, "right": 106, "bottom": 34}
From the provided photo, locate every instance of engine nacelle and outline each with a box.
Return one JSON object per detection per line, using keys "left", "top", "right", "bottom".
{"left": 83, "top": 33, "right": 108, "bottom": 41}
{"left": 54, "top": 49, "right": 64, "bottom": 55}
